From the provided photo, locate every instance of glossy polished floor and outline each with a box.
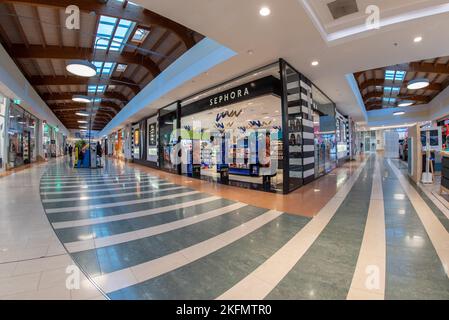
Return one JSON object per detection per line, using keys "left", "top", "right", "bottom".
{"left": 0, "top": 154, "right": 448, "bottom": 299}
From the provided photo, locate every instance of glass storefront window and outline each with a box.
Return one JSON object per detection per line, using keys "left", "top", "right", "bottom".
{"left": 159, "top": 103, "right": 178, "bottom": 173}
{"left": 180, "top": 94, "right": 283, "bottom": 192}
{"left": 0, "top": 95, "right": 6, "bottom": 170}
{"left": 7, "top": 103, "right": 38, "bottom": 168}
{"left": 312, "top": 85, "right": 337, "bottom": 177}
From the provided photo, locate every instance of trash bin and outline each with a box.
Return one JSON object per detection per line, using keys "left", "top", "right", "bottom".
{"left": 218, "top": 165, "right": 229, "bottom": 185}
{"left": 192, "top": 164, "right": 201, "bottom": 178}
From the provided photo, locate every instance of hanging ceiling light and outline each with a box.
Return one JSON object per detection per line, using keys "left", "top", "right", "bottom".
{"left": 397, "top": 101, "right": 414, "bottom": 107}
{"left": 66, "top": 60, "right": 97, "bottom": 77}
{"left": 407, "top": 78, "right": 430, "bottom": 90}
{"left": 78, "top": 120, "right": 88, "bottom": 124}
{"left": 75, "top": 112, "right": 89, "bottom": 117}
{"left": 72, "top": 95, "right": 92, "bottom": 103}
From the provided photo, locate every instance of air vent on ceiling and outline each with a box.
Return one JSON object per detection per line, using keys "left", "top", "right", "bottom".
{"left": 327, "top": 0, "right": 359, "bottom": 20}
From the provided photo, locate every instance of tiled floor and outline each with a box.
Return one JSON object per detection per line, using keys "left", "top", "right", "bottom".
{"left": 0, "top": 154, "right": 448, "bottom": 300}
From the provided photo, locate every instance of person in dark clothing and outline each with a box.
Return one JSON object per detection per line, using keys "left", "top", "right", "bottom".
{"left": 96, "top": 142, "right": 103, "bottom": 168}
{"left": 96, "top": 142, "right": 103, "bottom": 157}
{"left": 68, "top": 145, "right": 73, "bottom": 157}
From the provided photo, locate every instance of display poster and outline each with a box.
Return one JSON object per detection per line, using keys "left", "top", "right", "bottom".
{"left": 148, "top": 123, "right": 156, "bottom": 146}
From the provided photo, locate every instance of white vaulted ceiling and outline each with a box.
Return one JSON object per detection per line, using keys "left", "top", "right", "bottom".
{"left": 118, "top": 0, "right": 449, "bottom": 128}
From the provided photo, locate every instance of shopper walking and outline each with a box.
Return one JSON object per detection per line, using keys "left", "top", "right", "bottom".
{"left": 68, "top": 145, "right": 73, "bottom": 158}
{"left": 96, "top": 141, "right": 103, "bottom": 168}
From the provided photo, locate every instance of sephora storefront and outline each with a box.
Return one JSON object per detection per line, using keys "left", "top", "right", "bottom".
{"left": 131, "top": 60, "right": 346, "bottom": 194}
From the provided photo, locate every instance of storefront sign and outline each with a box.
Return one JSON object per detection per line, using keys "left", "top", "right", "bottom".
{"left": 148, "top": 123, "right": 157, "bottom": 146}
{"left": 210, "top": 88, "right": 250, "bottom": 107}
{"left": 181, "top": 76, "right": 281, "bottom": 117}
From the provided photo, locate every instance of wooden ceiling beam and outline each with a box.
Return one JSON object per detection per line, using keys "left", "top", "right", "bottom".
{"left": 366, "top": 62, "right": 449, "bottom": 75}
{"left": 156, "top": 41, "right": 182, "bottom": 65}
{"left": 49, "top": 102, "right": 120, "bottom": 113}
{"left": 363, "top": 92, "right": 431, "bottom": 103}
{"left": 9, "top": 45, "right": 160, "bottom": 77}
{"left": 358, "top": 78, "right": 442, "bottom": 91}
{"left": 42, "top": 92, "right": 129, "bottom": 104}
{"left": 5, "top": 0, "right": 198, "bottom": 49}
{"left": 8, "top": 4, "right": 29, "bottom": 48}
{"left": 29, "top": 75, "right": 140, "bottom": 94}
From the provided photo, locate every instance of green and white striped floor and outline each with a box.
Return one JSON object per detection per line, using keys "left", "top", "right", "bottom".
{"left": 37, "top": 155, "right": 449, "bottom": 300}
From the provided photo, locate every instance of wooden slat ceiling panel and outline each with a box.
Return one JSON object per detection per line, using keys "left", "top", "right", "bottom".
{"left": 34, "top": 59, "right": 52, "bottom": 76}
{"left": 37, "top": 7, "right": 58, "bottom": 45}
{"left": 49, "top": 59, "right": 64, "bottom": 75}
{"left": 122, "top": 64, "right": 138, "bottom": 79}
{"left": 155, "top": 33, "right": 178, "bottom": 59}
{"left": 0, "top": 0, "right": 204, "bottom": 130}
{"left": 131, "top": 66, "right": 148, "bottom": 84}
{"left": 141, "top": 26, "right": 166, "bottom": 54}
{"left": 355, "top": 55, "right": 449, "bottom": 111}
{"left": 13, "top": 4, "right": 40, "bottom": 45}
{"left": 79, "top": 12, "right": 97, "bottom": 48}
{"left": 159, "top": 44, "right": 184, "bottom": 70}
{"left": 17, "top": 58, "right": 35, "bottom": 75}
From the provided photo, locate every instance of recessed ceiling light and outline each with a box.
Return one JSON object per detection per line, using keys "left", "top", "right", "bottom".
{"left": 407, "top": 78, "right": 429, "bottom": 90}
{"left": 76, "top": 112, "right": 89, "bottom": 117}
{"left": 79, "top": 126, "right": 87, "bottom": 129}
{"left": 397, "top": 101, "right": 414, "bottom": 107}
{"left": 393, "top": 111, "right": 405, "bottom": 116}
{"left": 78, "top": 120, "right": 88, "bottom": 124}
{"left": 66, "top": 60, "right": 97, "bottom": 77}
{"left": 259, "top": 7, "right": 271, "bottom": 16}
{"left": 72, "top": 95, "right": 92, "bottom": 103}
{"left": 414, "top": 36, "right": 423, "bottom": 43}
{"left": 311, "top": 61, "right": 319, "bottom": 66}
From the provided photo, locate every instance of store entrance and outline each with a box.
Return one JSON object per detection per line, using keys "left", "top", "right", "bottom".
{"left": 180, "top": 95, "right": 283, "bottom": 193}
{"left": 23, "top": 130, "right": 31, "bottom": 164}
{"left": 159, "top": 104, "right": 178, "bottom": 173}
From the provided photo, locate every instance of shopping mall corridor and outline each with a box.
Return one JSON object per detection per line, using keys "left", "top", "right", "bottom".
{"left": 0, "top": 155, "right": 448, "bottom": 300}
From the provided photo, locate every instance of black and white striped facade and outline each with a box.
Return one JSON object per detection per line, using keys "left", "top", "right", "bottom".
{"left": 285, "top": 67, "right": 315, "bottom": 188}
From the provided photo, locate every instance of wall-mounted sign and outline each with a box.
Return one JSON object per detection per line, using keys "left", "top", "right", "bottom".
{"left": 148, "top": 123, "right": 157, "bottom": 146}
{"left": 181, "top": 76, "right": 281, "bottom": 118}
{"left": 134, "top": 129, "right": 140, "bottom": 146}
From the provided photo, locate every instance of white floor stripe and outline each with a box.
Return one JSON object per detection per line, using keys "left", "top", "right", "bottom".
{"left": 42, "top": 172, "right": 135, "bottom": 178}
{"left": 388, "top": 159, "right": 449, "bottom": 278}
{"left": 93, "top": 210, "right": 283, "bottom": 294}
{"left": 415, "top": 182, "right": 449, "bottom": 221}
{"left": 64, "top": 203, "right": 247, "bottom": 253}
{"left": 51, "top": 196, "right": 221, "bottom": 229}
{"left": 45, "top": 191, "right": 200, "bottom": 214}
{"left": 40, "top": 173, "right": 150, "bottom": 181}
{"left": 216, "top": 158, "right": 368, "bottom": 300}
{"left": 40, "top": 178, "right": 164, "bottom": 190}
{"left": 347, "top": 159, "right": 386, "bottom": 300}
{"left": 40, "top": 182, "right": 175, "bottom": 196}
{"left": 42, "top": 186, "right": 185, "bottom": 203}
{"left": 40, "top": 178, "right": 164, "bottom": 187}
{"left": 40, "top": 175, "right": 160, "bottom": 184}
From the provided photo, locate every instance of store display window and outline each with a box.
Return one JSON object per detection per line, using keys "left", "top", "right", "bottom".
{"left": 0, "top": 94, "right": 6, "bottom": 170}
{"left": 131, "top": 59, "right": 337, "bottom": 194}
{"left": 179, "top": 63, "right": 284, "bottom": 193}
{"left": 312, "top": 85, "right": 337, "bottom": 177}
{"left": 159, "top": 103, "right": 179, "bottom": 173}
{"left": 7, "top": 102, "right": 37, "bottom": 168}
{"left": 147, "top": 116, "right": 158, "bottom": 164}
